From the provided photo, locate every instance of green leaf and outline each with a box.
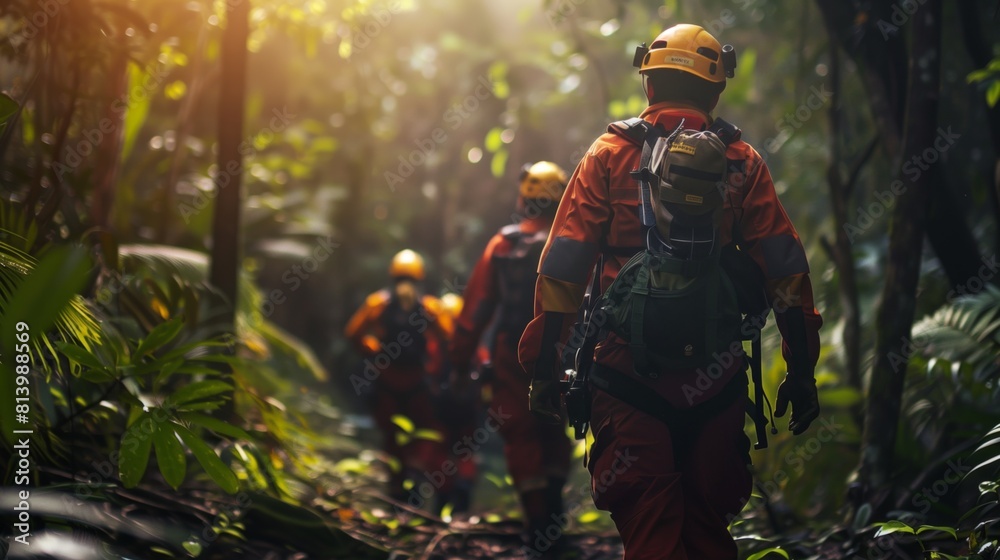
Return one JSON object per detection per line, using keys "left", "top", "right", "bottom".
{"left": 485, "top": 127, "right": 503, "bottom": 152}
{"left": 0, "top": 93, "right": 19, "bottom": 126}
{"left": 929, "top": 553, "right": 964, "bottom": 560}
{"left": 391, "top": 414, "right": 414, "bottom": 433}
{"left": 484, "top": 472, "right": 506, "bottom": 488}
{"left": 967, "top": 68, "right": 992, "bottom": 83}
{"left": 134, "top": 317, "right": 185, "bottom": 359}
{"left": 987, "top": 81, "right": 1000, "bottom": 108}
{"left": 167, "top": 380, "right": 233, "bottom": 408}
{"left": 119, "top": 412, "right": 155, "bottom": 487}
{"left": 153, "top": 420, "right": 187, "bottom": 489}
{"left": 491, "top": 149, "right": 508, "bottom": 178}
{"left": 181, "top": 539, "right": 203, "bottom": 557}
{"left": 916, "top": 525, "right": 958, "bottom": 539}
{"left": 1, "top": 246, "right": 90, "bottom": 340}
{"left": 746, "top": 547, "right": 789, "bottom": 560}
{"left": 179, "top": 412, "right": 253, "bottom": 441}
{"left": 175, "top": 425, "right": 239, "bottom": 494}
{"left": 874, "top": 520, "right": 915, "bottom": 537}
{"left": 80, "top": 368, "right": 116, "bottom": 383}
{"left": 968, "top": 453, "right": 1000, "bottom": 477}
{"left": 153, "top": 359, "right": 184, "bottom": 386}
{"left": 853, "top": 503, "right": 872, "bottom": 531}
{"left": 413, "top": 428, "right": 444, "bottom": 442}
{"left": 974, "top": 435, "right": 1000, "bottom": 455}
{"left": 57, "top": 342, "right": 107, "bottom": 370}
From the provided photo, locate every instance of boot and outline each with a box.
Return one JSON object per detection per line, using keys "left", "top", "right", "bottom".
{"left": 520, "top": 488, "right": 567, "bottom": 559}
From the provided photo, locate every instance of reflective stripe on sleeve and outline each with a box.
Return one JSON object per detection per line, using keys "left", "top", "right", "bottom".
{"left": 539, "top": 236, "right": 598, "bottom": 284}
{"left": 539, "top": 276, "right": 587, "bottom": 314}
{"left": 760, "top": 234, "right": 810, "bottom": 278}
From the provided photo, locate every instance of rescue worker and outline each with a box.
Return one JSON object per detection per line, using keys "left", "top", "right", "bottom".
{"left": 450, "top": 162, "right": 574, "bottom": 554}
{"left": 519, "top": 25, "right": 822, "bottom": 559}
{"left": 344, "top": 249, "right": 453, "bottom": 503}
{"left": 430, "top": 292, "right": 479, "bottom": 515}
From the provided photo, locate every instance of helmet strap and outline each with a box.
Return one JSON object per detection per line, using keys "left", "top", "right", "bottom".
{"left": 642, "top": 74, "right": 654, "bottom": 103}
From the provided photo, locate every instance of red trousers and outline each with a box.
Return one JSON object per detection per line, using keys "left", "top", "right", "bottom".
{"left": 491, "top": 341, "right": 572, "bottom": 492}
{"left": 371, "top": 372, "right": 447, "bottom": 497}
{"left": 587, "top": 382, "right": 753, "bottom": 560}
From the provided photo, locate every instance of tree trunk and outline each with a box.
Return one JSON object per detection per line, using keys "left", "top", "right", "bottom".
{"left": 817, "top": 1, "right": 984, "bottom": 287}
{"left": 823, "top": 20, "right": 871, "bottom": 424}
{"left": 858, "top": 0, "right": 941, "bottom": 512}
{"left": 209, "top": 0, "right": 249, "bottom": 328}
{"left": 815, "top": 1, "right": 908, "bottom": 162}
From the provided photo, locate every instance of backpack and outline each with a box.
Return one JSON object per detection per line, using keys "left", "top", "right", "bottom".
{"left": 493, "top": 224, "right": 548, "bottom": 343}
{"left": 598, "top": 121, "right": 742, "bottom": 376}
{"left": 379, "top": 291, "right": 428, "bottom": 367}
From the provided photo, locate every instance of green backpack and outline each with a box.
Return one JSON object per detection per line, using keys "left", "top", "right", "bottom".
{"left": 598, "top": 122, "right": 742, "bottom": 377}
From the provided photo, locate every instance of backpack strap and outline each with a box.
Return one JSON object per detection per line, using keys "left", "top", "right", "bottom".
{"left": 707, "top": 117, "right": 742, "bottom": 146}
{"left": 499, "top": 223, "right": 522, "bottom": 240}
{"left": 607, "top": 117, "right": 650, "bottom": 147}
{"left": 709, "top": 116, "right": 773, "bottom": 449}
{"left": 609, "top": 118, "right": 662, "bottom": 228}
{"left": 628, "top": 254, "right": 653, "bottom": 376}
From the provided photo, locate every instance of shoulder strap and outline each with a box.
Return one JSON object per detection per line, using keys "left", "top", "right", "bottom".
{"left": 607, "top": 117, "right": 650, "bottom": 146}
{"left": 707, "top": 116, "right": 742, "bottom": 146}
{"left": 499, "top": 223, "right": 522, "bottom": 240}
{"left": 608, "top": 117, "right": 662, "bottom": 229}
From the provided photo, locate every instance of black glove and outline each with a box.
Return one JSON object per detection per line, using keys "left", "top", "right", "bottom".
{"left": 774, "top": 375, "right": 819, "bottom": 435}
{"left": 528, "top": 378, "right": 562, "bottom": 425}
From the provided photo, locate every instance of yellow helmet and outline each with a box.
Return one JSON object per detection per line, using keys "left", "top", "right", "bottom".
{"left": 440, "top": 293, "right": 463, "bottom": 319}
{"left": 389, "top": 249, "right": 425, "bottom": 281}
{"left": 633, "top": 24, "right": 736, "bottom": 83}
{"left": 518, "top": 161, "right": 568, "bottom": 201}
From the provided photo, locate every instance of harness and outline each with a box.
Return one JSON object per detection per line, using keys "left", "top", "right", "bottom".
{"left": 566, "top": 116, "right": 774, "bottom": 450}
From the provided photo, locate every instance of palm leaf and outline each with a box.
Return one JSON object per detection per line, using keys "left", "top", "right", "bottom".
{"left": 0, "top": 232, "right": 103, "bottom": 367}
{"left": 913, "top": 286, "right": 1000, "bottom": 380}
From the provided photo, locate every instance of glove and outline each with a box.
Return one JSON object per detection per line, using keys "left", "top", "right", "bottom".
{"left": 774, "top": 375, "right": 819, "bottom": 435}
{"left": 528, "top": 378, "right": 563, "bottom": 425}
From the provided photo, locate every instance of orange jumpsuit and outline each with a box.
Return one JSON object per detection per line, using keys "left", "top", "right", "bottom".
{"left": 344, "top": 289, "right": 453, "bottom": 501}
{"left": 451, "top": 216, "right": 573, "bottom": 520}
{"left": 518, "top": 102, "right": 822, "bottom": 559}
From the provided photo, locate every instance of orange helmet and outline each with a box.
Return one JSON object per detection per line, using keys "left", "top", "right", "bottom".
{"left": 518, "top": 161, "right": 568, "bottom": 201}
{"left": 633, "top": 24, "right": 736, "bottom": 83}
{"left": 389, "top": 249, "right": 425, "bottom": 281}
{"left": 439, "top": 293, "right": 463, "bottom": 320}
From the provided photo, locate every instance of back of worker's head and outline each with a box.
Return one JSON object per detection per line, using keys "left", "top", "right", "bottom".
{"left": 389, "top": 249, "right": 424, "bottom": 311}
{"left": 634, "top": 24, "right": 736, "bottom": 113}
{"left": 516, "top": 161, "right": 568, "bottom": 218}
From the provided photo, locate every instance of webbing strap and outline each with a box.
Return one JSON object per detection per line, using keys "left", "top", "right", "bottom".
{"left": 589, "top": 363, "right": 745, "bottom": 428}
{"left": 637, "top": 124, "right": 661, "bottom": 228}
{"left": 629, "top": 259, "right": 652, "bottom": 376}
{"left": 648, "top": 255, "right": 710, "bottom": 277}
{"left": 705, "top": 268, "right": 719, "bottom": 364}
{"left": 750, "top": 331, "right": 768, "bottom": 449}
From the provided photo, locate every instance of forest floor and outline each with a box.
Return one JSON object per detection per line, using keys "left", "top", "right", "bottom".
{"left": 3, "top": 400, "right": 971, "bottom": 560}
